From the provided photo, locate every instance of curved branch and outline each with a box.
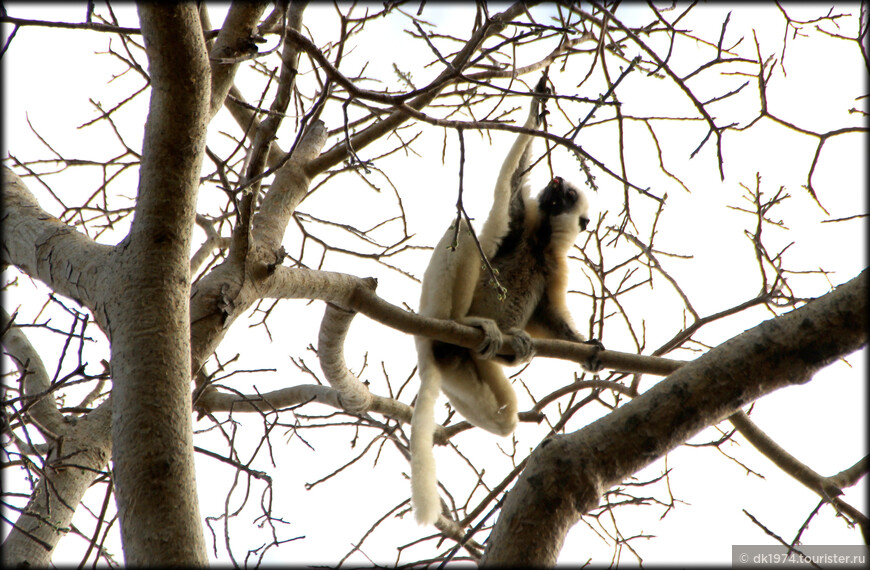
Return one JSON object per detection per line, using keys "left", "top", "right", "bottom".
{"left": 317, "top": 300, "right": 375, "bottom": 413}
{"left": 1, "top": 308, "right": 66, "bottom": 438}
{"left": 2, "top": 166, "right": 114, "bottom": 331}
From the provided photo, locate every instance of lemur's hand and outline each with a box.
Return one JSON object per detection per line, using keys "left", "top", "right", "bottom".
{"left": 533, "top": 72, "right": 551, "bottom": 123}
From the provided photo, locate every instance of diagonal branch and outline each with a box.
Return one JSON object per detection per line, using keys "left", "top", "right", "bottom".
{"left": 204, "top": 2, "right": 269, "bottom": 120}
{"left": 2, "top": 166, "right": 114, "bottom": 332}
{"left": 483, "top": 269, "right": 867, "bottom": 565}
{"left": 728, "top": 411, "right": 868, "bottom": 536}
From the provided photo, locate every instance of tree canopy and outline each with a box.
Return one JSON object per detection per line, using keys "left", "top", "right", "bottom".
{"left": 2, "top": 3, "right": 867, "bottom": 566}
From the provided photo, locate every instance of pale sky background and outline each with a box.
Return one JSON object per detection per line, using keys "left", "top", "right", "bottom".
{"left": 2, "top": 2, "right": 867, "bottom": 566}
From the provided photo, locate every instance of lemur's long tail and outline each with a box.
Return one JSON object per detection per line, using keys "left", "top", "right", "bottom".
{"left": 410, "top": 343, "right": 442, "bottom": 525}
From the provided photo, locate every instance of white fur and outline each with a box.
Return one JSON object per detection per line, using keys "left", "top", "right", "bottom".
{"left": 440, "top": 356, "right": 517, "bottom": 435}
{"left": 410, "top": 87, "right": 552, "bottom": 525}
{"left": 478, "top": 131, "right": 535, "bottom": 258}
{"left": 410, "top": 337, "right": 444, "bottom": 525}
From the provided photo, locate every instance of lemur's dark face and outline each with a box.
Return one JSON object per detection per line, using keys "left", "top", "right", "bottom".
{"left": 538, "top": 176, "right": 590, "bottom": 230}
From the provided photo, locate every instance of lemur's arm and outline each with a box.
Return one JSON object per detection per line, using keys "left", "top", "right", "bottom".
{"left": 477, "top": 75, "right": 550, "bottom": 259}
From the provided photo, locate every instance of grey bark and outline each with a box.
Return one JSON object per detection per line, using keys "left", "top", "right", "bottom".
{"left": 1, "top": 309, "right": 113, "bottom": 566}
{"left": 205, "top": 2, "right": 269, "bottom": 120}
{"left": 106, "top": 5, "right": 211, "bottom": 565}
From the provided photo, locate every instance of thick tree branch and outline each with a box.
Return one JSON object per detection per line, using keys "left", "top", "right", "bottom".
{"left": 250, "top": 121, "right": 327, "bottom": 254}
{"left": 204, "top": 2, "right": 269, "bottom": 120}
{"left": 0, "top": 383, "right": 111, "bottom": 567}
{"left": 231, "top": 2, "right": 308, "bottom": 260}
{"left": 188, "top": 120, "right": 328, "bottom": 377}
{"left": 196, "top": 383, "right": 414, "bottom": 425}
{"left": 482, "top": 270, "right": 867, "bottom": 566}
{"left": 2, "top": 166, "right": 113, "bottom": 332}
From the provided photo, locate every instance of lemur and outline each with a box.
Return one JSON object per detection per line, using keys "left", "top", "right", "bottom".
{"left": 412, "top": 75, "right": 602, "bottom": 525}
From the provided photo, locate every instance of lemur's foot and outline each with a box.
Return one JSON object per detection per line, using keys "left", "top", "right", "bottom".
{"left": 582, "top": 338, "right": 605, "bottom": 373}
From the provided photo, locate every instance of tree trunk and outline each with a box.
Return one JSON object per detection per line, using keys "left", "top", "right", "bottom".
{"left": 108, "top": 5, "right": 211, "bottom": 565}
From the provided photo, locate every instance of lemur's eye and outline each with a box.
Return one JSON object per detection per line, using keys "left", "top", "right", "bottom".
{"left": 567, "top": 188, "right": 577, "bottom": 200}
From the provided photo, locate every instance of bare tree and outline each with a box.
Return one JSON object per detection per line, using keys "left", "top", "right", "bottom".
{"left": 2, "top": 2, "right": 866, "bottom": 566}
